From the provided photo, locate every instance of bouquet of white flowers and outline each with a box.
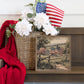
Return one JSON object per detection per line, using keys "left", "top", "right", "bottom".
{"left": 6, "top": 0, "right": 61, "bottom": 38}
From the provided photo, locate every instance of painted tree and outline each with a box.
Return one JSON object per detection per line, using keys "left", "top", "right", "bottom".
{"left": 65, "top": 42, "right": 70, "bottom": 62}
{"left": 37, "top": 37, "right": 49, "bottom": 68}
{"left": 37, "top": 37, "right": 49, "bottom": 50}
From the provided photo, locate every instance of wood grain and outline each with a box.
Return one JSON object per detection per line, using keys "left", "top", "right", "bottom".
{"left": 25, "top": 28, "right": 84, "bottom": 82}
{"left": 25, "top": 74, "right": 84, "bottom": 82}
{"left": 60, "top": 28, "right": 84, "bottom": 34}
{"left": 60, "top": 28, "right": 84, "bottom": 66}
{"left": 26, "top": 67, "right": 84, "bottom": 75}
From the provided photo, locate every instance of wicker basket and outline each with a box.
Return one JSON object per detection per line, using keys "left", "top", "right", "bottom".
{"left": 15, "top": 32, "right": 44, "bottom": 70}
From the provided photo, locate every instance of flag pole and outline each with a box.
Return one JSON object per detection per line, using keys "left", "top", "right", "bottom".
{"left": 44, "top": 0, "right": 46, "bottom": 2}
{"left": 35, "top": 0, "right": 46, "bottom": 3}
{"left": 35, "top": 0, "right": 38, "bottom": 3}
{"left": 35, "top": 0, "right": 37, "bottom": 7}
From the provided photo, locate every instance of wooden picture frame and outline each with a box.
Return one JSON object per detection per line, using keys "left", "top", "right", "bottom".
{"left": 35, "top": 35, "right": 71, "bottom": 72}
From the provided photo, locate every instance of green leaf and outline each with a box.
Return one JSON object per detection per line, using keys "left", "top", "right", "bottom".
{"left": 56, "top": 27, "right": 61, "bottom": 31}
{"left": 26, "top": 3, "right": 33, "bottom": 6}
{"left": 29, "top": 21, "right": 33, "bottom": 24}
{"left": 6, "top": 29, "right": 11, "bottom": 38}
{"left": 9, "top": 24, "right": 16, "bottom": 29}
{"left": 18, "top": 18, "right": 22, "bottom": 21}
{"left": 12, "top": 24, "right": 16, "bottom": 28}
{"left": 9, "top": 24, "right": 12, "bottom": 28}
{"left": 27, "top": 13, "right": 33, "bottom": 18}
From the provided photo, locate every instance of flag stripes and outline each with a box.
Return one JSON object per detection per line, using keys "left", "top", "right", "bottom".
{"left": 46, "top": 3, "right": 64, "bottom": 27}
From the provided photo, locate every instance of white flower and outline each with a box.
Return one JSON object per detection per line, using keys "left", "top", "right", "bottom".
{"left": 43, "top": 24, "right": 59, "bottom": 36}
{"left": 21, "top": 6, "right": 33, "bottom": 20}
{"left": 34, "top": 13, "right": 50, "bottom": 29}
{"left": 15, "top": 18, "right": 32, "bottom": 36}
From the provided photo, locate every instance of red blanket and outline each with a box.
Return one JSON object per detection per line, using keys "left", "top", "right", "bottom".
{"left": 0, "top": 20, "right": 26, "bottom": 84}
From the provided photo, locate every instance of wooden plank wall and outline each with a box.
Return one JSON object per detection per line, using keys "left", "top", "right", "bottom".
{"left": 60, "top": 28, "right": 84, "bottom": 66}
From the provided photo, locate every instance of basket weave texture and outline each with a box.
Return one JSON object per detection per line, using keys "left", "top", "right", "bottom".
{"left": 15, "top": 32, "right": 44, "bottom": 70}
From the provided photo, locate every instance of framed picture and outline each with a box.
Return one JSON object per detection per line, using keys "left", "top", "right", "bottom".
{"left": 36, "top": 35, "right": 71, "bottom": 72}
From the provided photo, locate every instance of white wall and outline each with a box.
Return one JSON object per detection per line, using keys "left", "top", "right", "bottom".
{"left": 0, "top": 0, "right": 84, "bottom": 27}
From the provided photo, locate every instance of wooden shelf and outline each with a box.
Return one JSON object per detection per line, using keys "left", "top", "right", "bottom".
{"left": 25, "top": 66, "right": 84, "bottom": 82}
{"left": 26, "top": 66, "right": 84, "bottom": 75}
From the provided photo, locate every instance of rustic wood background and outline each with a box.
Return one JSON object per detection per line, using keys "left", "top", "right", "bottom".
{"left": 25, "top": 28, "right": 84, "bottom": 82}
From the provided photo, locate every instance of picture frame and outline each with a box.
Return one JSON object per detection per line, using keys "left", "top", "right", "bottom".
{"left": 36, "top": 35, "right": 71, "bottom": 72}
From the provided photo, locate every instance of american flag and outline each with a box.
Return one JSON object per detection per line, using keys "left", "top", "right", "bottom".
{"left": 36, "top": 2, "right": 64, "bottom": 27}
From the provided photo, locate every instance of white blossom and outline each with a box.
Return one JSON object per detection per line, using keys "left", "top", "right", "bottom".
{"left": 21, "top": 6, "right": 33, "bottom": 20}
{"left": 43, "top": 24, "right": 59, "bottom": 36}
{"left": 34, "top": 13, "right": 50, "bottom": 29}
{"left": 15, "top": 18, "right": 32, "bottom": 36}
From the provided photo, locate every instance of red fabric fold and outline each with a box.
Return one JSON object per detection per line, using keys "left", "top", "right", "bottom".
{"left": 0, "top": 20, "right": 26, "bottom": 84}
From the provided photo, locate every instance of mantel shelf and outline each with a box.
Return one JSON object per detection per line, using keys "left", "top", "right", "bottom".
{"left": 25, "top": 66, "right": 84, "bottom": 82}
{"left": 26, "top": 66, "right": 84, "bottom": 75}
